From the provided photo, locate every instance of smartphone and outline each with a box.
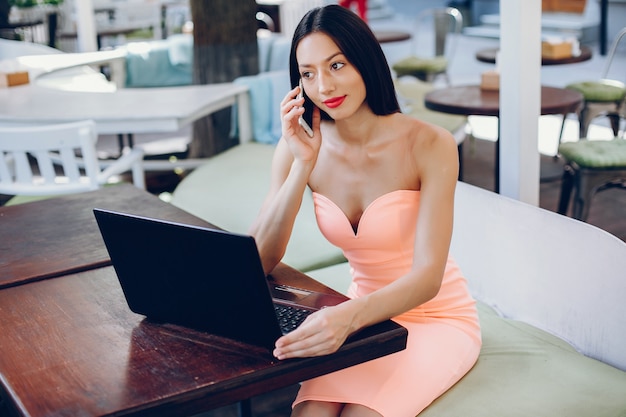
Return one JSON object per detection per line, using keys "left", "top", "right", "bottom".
{"left": 297, "top": 79, "right": 314, "bottom": 138}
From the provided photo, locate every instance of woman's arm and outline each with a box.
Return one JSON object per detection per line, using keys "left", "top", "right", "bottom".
{"left": 248, "top": 86, "right": 322, "bottom": 275}
{"left": 273, "top": 123, "right": 459, "bottom": 359}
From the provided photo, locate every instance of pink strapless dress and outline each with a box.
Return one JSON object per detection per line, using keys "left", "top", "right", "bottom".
{"left": 293, "top": 190, "right": 481, "bottom": 416}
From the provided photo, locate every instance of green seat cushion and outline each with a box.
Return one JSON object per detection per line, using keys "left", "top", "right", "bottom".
{"left": 419, "top": 301, "right": 626, "bottom": 417}
{"left": 392, "top": 55, "right": 448, "bottom": 76}
{"left": 559, "top": 139, "right": 626, "bottom": 168}
{"left": 5, "top": 194, "right": 57, "bottom": 206}
{"left": 566, "top": 80, "right": 626, "bottom": 102}
{"left": 170, "top": 142, "right": 346, "bottom": 272}
{"left": 413, "top": 110, "right": 466, "bottom": 133}
{"left": 394, "top": 79, "right": 467, "bottom": 133}
{"left": 307, "top": 262, "right": 626, "bottom": 417}
{"left": 4, "top": 183, "right": 124, "bottom": 206}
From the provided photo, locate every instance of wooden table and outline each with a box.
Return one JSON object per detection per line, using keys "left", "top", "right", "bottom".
{"left": 0, "top": 186, "right": 408, "bottom": 417}
{"left": 425, "top": 85, "right": 583, "bottom": 192}
{"left": 475, "top": 46, "right": 593, "bottom": 66}
{"left": 0, "top": 184, "right": 211, "bottom": 289}
{"left": 373, "top": 30, "right": 412, "bottom": 44}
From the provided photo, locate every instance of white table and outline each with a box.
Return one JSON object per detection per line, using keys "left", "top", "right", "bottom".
{"left": 2, "top": 49, "right": 128, "bottom": 88}
{"left": 0, "top": 47, "right": 252, "bottom": 170}
{"left": 0, "top": 82, "right": 252, "bottom": 170}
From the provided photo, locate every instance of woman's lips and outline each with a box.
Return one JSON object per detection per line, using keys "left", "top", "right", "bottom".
{"left": 323, "top": 96, "right": 346, "bottom": 109}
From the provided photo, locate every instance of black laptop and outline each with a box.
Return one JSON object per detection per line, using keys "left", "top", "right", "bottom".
{"left": 93, "top": 208, "right": 347, "bottom": 351}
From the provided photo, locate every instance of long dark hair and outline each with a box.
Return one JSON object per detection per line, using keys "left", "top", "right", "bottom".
{"left": 289, "top": 4, "right": 400, "bottom": 122}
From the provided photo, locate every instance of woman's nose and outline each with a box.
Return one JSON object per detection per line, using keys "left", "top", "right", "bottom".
{"left": 317, "top": 73, "right": 335, "bottom": 95}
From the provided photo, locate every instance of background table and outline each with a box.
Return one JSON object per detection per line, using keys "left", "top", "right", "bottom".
{"left": 475, "top": 46, "right": 593, "bottom": 66}
{"left": 425, "top": 85, "right": 583, "bottom": 192}
{"left": 374, "top": 30, "right": 412, "bottom": 44}
{"left": 0, "top": 83, "right": 251, "bottom": 171}
{"left": 0, "top": 83, "right": 248, "bottom": 135}
{"left": 2, "top": 49, "right": 127, "bottom": 87}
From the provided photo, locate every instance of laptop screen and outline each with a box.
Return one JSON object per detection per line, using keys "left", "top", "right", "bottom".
{"left": 93, "top": 208, "right": 286, "bottom": 349}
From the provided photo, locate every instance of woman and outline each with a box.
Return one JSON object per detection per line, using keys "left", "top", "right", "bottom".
{"left": 248, "top": 5, "right": 481, "bottom": 417}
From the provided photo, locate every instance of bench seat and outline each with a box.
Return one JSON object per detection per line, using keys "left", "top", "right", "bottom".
{"left": 170, "top": 142, "right": 346, "bottom": 272}
{"left": 309, "top": 262, "right": 626, "bottom": 417}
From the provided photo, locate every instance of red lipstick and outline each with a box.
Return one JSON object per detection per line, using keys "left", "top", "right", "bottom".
{"left": 324, "top": 96, "right": 346, "bottom": 109}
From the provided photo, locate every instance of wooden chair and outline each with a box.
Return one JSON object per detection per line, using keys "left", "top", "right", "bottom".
{"left": 0, "top": 120, "right": 145, "bottom": 204}
{"left": 391, "top": 7, "right": 463, "bottom": 85}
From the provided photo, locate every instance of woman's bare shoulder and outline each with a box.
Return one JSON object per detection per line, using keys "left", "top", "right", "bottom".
{"left": 388, "top": 113, "right": 457, "bottom": 150}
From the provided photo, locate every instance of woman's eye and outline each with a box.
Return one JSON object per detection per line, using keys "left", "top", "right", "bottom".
{"left": 301, "top": 72, "right": 312, "bottom": 79}
{"left": 331, "top": 62, "right": 345, "bottom": 71}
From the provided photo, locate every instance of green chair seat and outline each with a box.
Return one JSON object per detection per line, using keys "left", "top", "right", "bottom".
{"left": 392, "top": 55, "right": 448, "bottom": 77}
{"left": 394, "top": 78, "right": 467, "bottom": 178}
{"left": 558, "top": 138, "right": 626, "bottom": 168}
{"left": 559, "top": 27, "right": 626, "bottom": 139}
{"left": 558, "top": 138, "right": 626, "bottom": 220}
{"left": 566, "top": 80, "right": 626, "bottom": 102}
{"left": 394, "top": 78, "right": 466, "bottom": 132}
{"left": 307, "top": 263, "right": 626, "bottom": 417}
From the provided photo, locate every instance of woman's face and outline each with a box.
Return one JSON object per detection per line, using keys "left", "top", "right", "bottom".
{"left": 296, "top": 32, "right": 367, "bottom": 121}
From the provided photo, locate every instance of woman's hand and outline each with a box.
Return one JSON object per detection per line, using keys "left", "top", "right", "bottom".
{"left": 280, "top": 85, "right": 322, "bottom": 163}
{"left": 273, "top": 303, "right": 356, "bottom": 359}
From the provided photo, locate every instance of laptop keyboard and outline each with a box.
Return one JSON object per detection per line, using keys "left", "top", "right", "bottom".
{"left": 274, "top": 304, "right": 312, "bottom": 334}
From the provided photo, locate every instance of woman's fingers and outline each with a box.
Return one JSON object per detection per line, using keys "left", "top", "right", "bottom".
{"left": 273, "top": 309, "right": 348, "bottom": 359}
{"left": 281, "top": 87, "right": 307, "bottom": 135}
{"left": 281, "top": 86, "right": 305, "bottom": 115}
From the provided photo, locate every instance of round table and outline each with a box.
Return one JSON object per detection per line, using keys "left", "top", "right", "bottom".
{"left": 424, "top": 85, "right": 583, "bottom": 192}
{"left": 475, "top": 46, "right": 592, "bottom": 66}
{"left": 425, "top": 85, "right": 583, "bottom": 117}
{"left": 373, "top": 30, "right": 412, "bottom": 44}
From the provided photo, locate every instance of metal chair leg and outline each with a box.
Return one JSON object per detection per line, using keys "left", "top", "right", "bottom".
{"left": 579, "top": 106, "right": 590, "bottom": 138}
{"left": 238, "top": 399, "right": 252, "bottom": 417}
{"left": 457, "top": 142, "right": 464, "bottom": 181}
{"left": 558, "top": 165, "right": 575, "bottom": 215}
{"left": 608, "top": 113, "right": 621, "bottom": 137}
{"left": 557, "top": 113, "right": 567, "bottom": 146}
{"left": 573, "top": 174, "right": 593, "bottom": 221}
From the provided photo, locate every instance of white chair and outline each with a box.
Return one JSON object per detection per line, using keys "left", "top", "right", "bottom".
{"left": 0, "top": 120, "right": 145, "bottom": 203}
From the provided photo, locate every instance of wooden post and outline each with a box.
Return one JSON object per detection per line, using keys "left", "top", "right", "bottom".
{"left": 0, "top": 0, "right": 9, "bottom": 28}
{"left": 189, "top": 0, "right": 259, "bottom": 157}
